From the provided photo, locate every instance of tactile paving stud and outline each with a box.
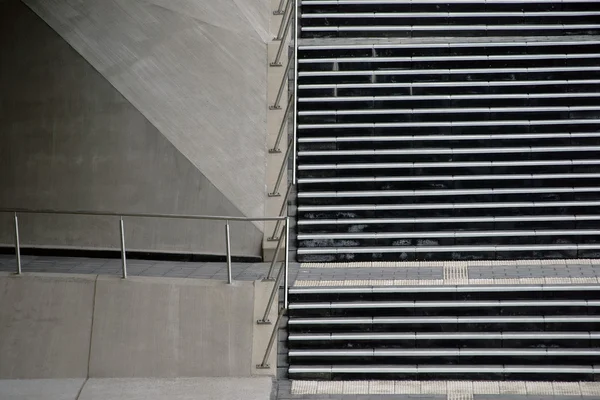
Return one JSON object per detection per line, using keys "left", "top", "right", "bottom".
{"left": 498, "top": 381, "right": 527, "bottom": 395}
{"left": 421, "top": 380, "right": 447, "bottom": 394}
{"left": 526, "top": 381, "right": 554, "bottom": 395}
{"left": 291, "top": 380, "right": 317, "bottom": 395}
{"left": 369, "top": 380, "right": 394, "bottom": 394}
{"left": 447, "top": 381, "right": 473, "bottom": 394}
{"left": 552, "top": 381, "right": 581, "bottom": 396}
{"left": 342, "top": 380, "right": 368, "bottom": 394}
{"left": 472, "top": 381, "right": 500, "bottom": 394}
{"left": 394, "top": 380, "right": 421, "bottom": 394}
{"left": 580, "top": 382, "right": 600, "bottom": 396}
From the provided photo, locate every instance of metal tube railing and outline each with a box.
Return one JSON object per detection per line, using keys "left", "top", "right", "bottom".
{"left": 274, "top": 0, "right": 288, "bottom": 15}
{"left": 269, "top": 137, "right": 293, "bottom": 197}
{"left": 268, "top": 184, "right": 293, "bottom": 241}
{"left": 258, "top": 255, "right": 284, "bottom": 323}
{"left": 119, "top": 218, "right": 127, "bottom": 279}
{"left": 264, "top": 229, "right": 285, "bottom": 280}
{"left": 270, "top": 54, "right": 294, "bottom": 110}
{"left": 271, "top": 9, "right": 293, "bottom": 66}
{"left": 225, "top": 221, "right": 232, "bottom": 284}
{"left": 2, "top": 209, "right": 287, "bottom": 284}
{"left": 256, "top": 306, "right": 285, "bottom": 369}
{"left": 14, "top": 213, "right": 21, "bottom": 275}
{"left": 270, "top": 92, "right": 294, "bottom": 152}
{"left": 284, "top": 217, "right": 290, "bottom": 309}
{"left": 274, "top": 0, "right": 292, "bottom": 40}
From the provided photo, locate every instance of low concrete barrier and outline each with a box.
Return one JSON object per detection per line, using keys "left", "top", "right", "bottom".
{"left": 0, "top": 273, "right": 276, "bottom": 379}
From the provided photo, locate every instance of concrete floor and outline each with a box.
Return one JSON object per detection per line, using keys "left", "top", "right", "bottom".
{"left": 0, "top": 377, "right": 273, "bottom": 400}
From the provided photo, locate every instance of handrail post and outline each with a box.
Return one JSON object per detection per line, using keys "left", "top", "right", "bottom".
{"left": 274, "top": 0, "right": 287, "bottom": 15}
{"left": 268, "top": 184, "right": 292, "bottom": 241}
{"left": 256, "top": 307, "right": 285, "bottom": 369}
{"left": 270, "top": 93, "right": 294, "bottom": 152}
{"left": 269, "top": 137, "right": 293, "bottom": 197}
{"left": 270, "top": 55, "right": 293, "bottom": 109}
{"left": 119, "top": 217, "right": 127, "bottom": 279}
{"left": 225, "top": 220, "right": 232, "bottom": 284}
{"left": 284, "top": 216, "right": 290, "bottom": 309}
{"left": 258, "top": 257, "right": 284, "bottom": 324}
{"left": 271, "top": 9, "right": 293, "bottom": 66}
{"left": 274, "top": 0, "right": 292, "bottom": 39}
{"left": 14, "top": 213, "right": 21, "bottom": 275}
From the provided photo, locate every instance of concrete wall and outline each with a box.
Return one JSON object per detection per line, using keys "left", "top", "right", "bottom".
{"left": 0, "top": 0, "right": 266, "bottom": 257}
{"left": 23, "top": 0, "right": 271, "bottom": 220}
{"left": 0, "top": 273, "right": 277, "bottom": 379}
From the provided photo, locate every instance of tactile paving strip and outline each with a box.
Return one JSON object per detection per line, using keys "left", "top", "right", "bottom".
{"left": 293, "top": 277, "right": 599, "bottom": 286}
{"left": 291, "top": 380, "right": 600, "bottom": 396}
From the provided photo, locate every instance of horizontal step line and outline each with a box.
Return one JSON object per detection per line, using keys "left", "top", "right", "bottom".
{"left": 303, "top": 24, "right": 600, "bottom": 31}
{"left": 298, "top": 173, "right": 600, "bottom": 183}
{"left": 297, "top": 244, "right": 600, "bottom": 254}
{"left": 289, "top": 365, "right": 597, "bottom": 374}
{"left": 302, "top": 0, "right": 599, "bottom": 4}
{"left": 290, "top": 300, "right": 598, "bottom": 309}
{"left": 299, "top": 133, "right": 600, "bottom": 142}
{"left": 298, "top": 214, "right": 600, "bottom": 223}
{"left": 298, "top": 187, "right": 600, "bottom": 198}
{"left": 289, "top": 315, "right": 600, "bottom": 324}
{"left": 300, "top": 79, "right": 600, "bottom": 89}
{"left": 300, "top": 53, "right": 600, "bottom": 63}
{"left": 299, "top": 92, "right": 600, "bottom": 102}
{"left": 299, "top": 106, "right": 600, "bottom": 116}
{"left": 289, "top": 348, "right": 600, "bottom": 357}
{"left": 299, "top": 119, "right": 600, "bottom": 129}
{"left": 299, "top": 66, "right": 600, "bottom": 77}
{"left": 303, "top": 11, "right": 600, "bottom": 18}
{"left": 299, "top": 39, "right": 600, "bottom": 51}
{"left": 289, "top": 332, "right": 599, "bottom": 341}
{"left": 298, "top": 229, "right": 600, "bottom": 240}
{"left": 298, "top": 159, "right": 600, "bottom": 170}
{"left": 298, "top": 201, "right": 600, "bottom": 212}
{"left": 299, "top": 146, "right": 600, "bottom": 156}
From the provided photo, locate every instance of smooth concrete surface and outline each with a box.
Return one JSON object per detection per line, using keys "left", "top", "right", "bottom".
{"left": 0, "top": 377, "right": 272, "bottom": 400}
{"left": 0, "top": 274, "right": 95, "bottom": 378}
{"left": 89, "top": 276, "right": 257, "bottom": 378}
{"left": 0, "top": 379, "right": 85, "bottom": 400}
{"left": 0, "top": 0, "right": 263, "bottom": 257}
{"left": 23, "top": 0, "right": 271, "bottom": 221}
{"left": 79, "top": 377, "right": 272, "bottom": 400}
{"left": 0, "top": 273, "right": 276, "bottom": 379}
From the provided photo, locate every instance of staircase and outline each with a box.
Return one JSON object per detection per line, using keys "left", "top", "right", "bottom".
{"left": 295, "top": 0, "right": 600, "bottom": 262}
{"left": 287, "top": 284, "right": 600, "bottom": 381}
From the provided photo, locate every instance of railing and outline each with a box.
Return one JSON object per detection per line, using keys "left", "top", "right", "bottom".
{"left": 1, "top": 207, "right": 291, "bottom": 371}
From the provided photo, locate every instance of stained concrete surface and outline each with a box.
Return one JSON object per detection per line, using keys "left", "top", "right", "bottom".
{"left": 23, "top": 0, "right": 270, "bottom": 220}
{"left": 0, "top": 379, "right": 85, "bottom": 400}
{"left": 0, "top": 0, "right": 263, "bottom": 258}
{"left": 0, "top": 274, "right": 95, "bottom": 378}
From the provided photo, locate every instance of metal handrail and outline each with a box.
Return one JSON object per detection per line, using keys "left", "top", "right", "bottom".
{"left": 268, "top": 184, "right": 293, "bottom": 241}
{"left": 274, "top": 0, "right": 288, "bottom": 15}
{"left": 271, "top": 6, "right": 293, "bottom": 66}
{"left": 270, "top": 53, "right": 294, "bottom": 110}
{"left": 274, "top": 0, "right": 292, "bottom": 40}
{"left": 1, "top": 208, "right": 287, "bottom": 285}
{"left": 269, "top": 137, "right": 293, "bottom": 197}
{"left": 292, "top": 0, "right": 299, "bottom": 185}
{"left": 270, "top": 93, "right": 294, "bottom": 151}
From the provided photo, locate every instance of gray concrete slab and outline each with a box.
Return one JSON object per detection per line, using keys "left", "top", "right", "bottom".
{"left": 88, "top": 276, "right": 256, "bottom": 377}
{"left": 79, "top": 377, "right": 272, "bottom": 400}
{"left": 0, "top": 274, "right": 95, "bottom": 378}
{"left": 0, "top": 379, "right": 84, "bottom": 400}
